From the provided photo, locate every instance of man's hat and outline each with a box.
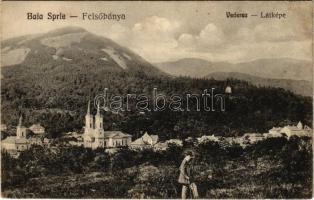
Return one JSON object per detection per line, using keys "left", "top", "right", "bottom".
{"left": 184, "top": 149, "right": 195, "bottom": 158}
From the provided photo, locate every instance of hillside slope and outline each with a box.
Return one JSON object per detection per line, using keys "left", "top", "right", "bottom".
{"left": 2, "top": 26, "right": 163, "bottom": 75}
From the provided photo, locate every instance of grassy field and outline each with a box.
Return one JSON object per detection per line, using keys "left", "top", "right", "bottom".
{"left": 2, "top": 137, "right": 312, "bottom": 198}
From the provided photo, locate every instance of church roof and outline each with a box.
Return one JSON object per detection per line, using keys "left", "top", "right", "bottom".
{"left": 15, "top": 138, "right": 28, "bottom": 144}
{"left": 104, "top": 131, "right": 131, "bottom": 138}
{"left": 154, "top": 142, "right": 168, "bottom": 149}
{"left": 130, "top": 133, "right": 159, "bottom": 146}
{"left": 151, "top": 135, "right": 159, "bottom": 144}
{"left": 243, "top": 133, "right": 264, "bottom": 137}
{"left": 131, "top": 138, "right": 146, "bottom": 146}
{"left": 283, "top": 125, "right": 303, "bottom": 131}
{"left": 28, "top": 137, "right": 42, "bottom": 142}
{"left": 304, "top": 125, "right": 312, "bottom": 130}
{"left": 142, "top": 132, "right": 158, "bottom": 144}
{"left": 2, "top": 136, "right": 16, "bottom": 144}
{"left": 2, "top": 136, "right": 28, "bottom": 144}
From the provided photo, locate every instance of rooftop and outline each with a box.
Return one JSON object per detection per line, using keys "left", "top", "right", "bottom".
{"left": 104, "top": 131, "right": 131, "bottom": 138}
{"left": 29, "top": 124, "right": 45, "bottom": 129}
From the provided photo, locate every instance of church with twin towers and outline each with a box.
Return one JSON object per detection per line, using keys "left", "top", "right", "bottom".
{"left": 83, "top": 101, "right": 132, "bottom": 149}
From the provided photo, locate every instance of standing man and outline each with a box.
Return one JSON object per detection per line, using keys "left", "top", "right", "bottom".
{"left": 178, "top": 150, "right": 199, "bottom": 199}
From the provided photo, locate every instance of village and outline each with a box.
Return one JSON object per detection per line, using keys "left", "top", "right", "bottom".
{"left": 1, "top": 100, "right": 312, "bottom": 157}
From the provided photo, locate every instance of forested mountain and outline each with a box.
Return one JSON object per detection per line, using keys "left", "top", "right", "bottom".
{"left": 1, "top": 27, "right": 312, "bottom": 139}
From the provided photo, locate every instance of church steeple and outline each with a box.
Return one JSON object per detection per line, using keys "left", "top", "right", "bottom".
{"left": 16, "top": 115, "right": 26, "bottom": 138}
{"left": 96, "top": 103, "right": 100, "bottom": 116}
{"left": 95, "top": 102, "right": 103, "bottom": 130}
{"left": 87, "top": 99, "right": 91, "bottom": 115}
{"left": 297, "top": 121, "right": 303, "bottom": 129}
{"left": 18, "top": 115, "right": 22, "bottom": 127}
{"left": 85, "top": 100, "right": 93, "bottom": 131}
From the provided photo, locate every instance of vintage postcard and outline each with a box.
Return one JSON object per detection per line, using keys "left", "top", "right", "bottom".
{"left": 1, "top": 1, "right": 312, "bottom": 199}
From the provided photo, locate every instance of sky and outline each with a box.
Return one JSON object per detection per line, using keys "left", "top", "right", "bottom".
{"left": 2, "top": 1, "right": 312, "bottom": 63}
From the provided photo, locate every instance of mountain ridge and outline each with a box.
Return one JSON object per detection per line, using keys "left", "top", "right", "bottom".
{"left": 155, "top": 57, "right": 312, "bottom": 96}
{"left": 155, "top": 57, "right": 312, "bottom": 81}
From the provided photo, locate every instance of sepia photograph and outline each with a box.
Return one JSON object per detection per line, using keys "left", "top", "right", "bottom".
{"left": 1, "top": 1, "right": 313, "bottom": 199}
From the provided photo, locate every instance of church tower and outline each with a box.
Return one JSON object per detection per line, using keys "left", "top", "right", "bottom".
{"left": 225, "top": 86, "right": 232, "bottom": 94}
{"left": 85, "top": 100, "right": 94, "bottom": 132}
{"left": 297, "top": 121, "right": 303, "bottom": 130}
{"left": 16, "top": 115, "right": 27, "bottom": 139}
{"left": 95, "top": 104, "right": 104, "bottom": 131}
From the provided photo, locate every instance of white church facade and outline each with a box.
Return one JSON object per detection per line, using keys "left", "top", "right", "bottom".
{"left": 2, "top": 116, "right": 51, "bottom": 157}
{"left": 83, "top": 101, "right": 132, "bottom": 149}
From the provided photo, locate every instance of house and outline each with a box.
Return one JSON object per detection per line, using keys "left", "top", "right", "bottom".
{"left": 64, "top": 131, "right": 81, "bottom": 138}
{"left": 304, "top": 125, "right": 313, "bottom": 134}
{"left": 280, "top": 126, "right": 302, "bottom": 138}
{"left": 197, "top": 135, "right": 220, "bottom": 143}
{"left": 153, "top": 142, "right": 168, "bottom": 151}
{"left": 232, "top": 136, "right": 246, "bottom": 147}
{"left": 83, "top": 101, "right": 132, "bottom": 149}
{"left": 280, "top": 122, "right": 312, "bottom": 138}
{"left": 28, "top": 137, "right": 43, "bottom": 146}
{"left": 69, "top": 140, "right": 83, "bottom": 147}
{"left": 1, "top": 123, "right": 7, "bottom": 132}
{"left": 267, "top": 127, "right": 283, "bottom": 138}
{"left": 43, "top": 138, "right": 52, "bottom": 146}
{"left": 63, "top": 132, "right": 84, "bottom": 146}
{"left": 29, "top": 124, "right": 45, "bottom": 135}
{"left": 242, "top": 133, "right": 264, "bottom": 143}
{"left": 166, "top": 139, "right": 183, "bottom": 146}
{"left": 130, "top": 132, "right": 159, "bottom": 149}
